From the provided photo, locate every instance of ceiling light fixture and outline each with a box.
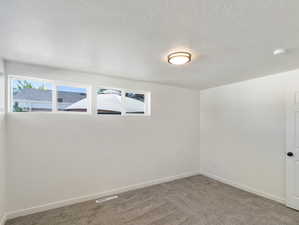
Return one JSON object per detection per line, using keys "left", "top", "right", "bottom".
{"left": 273, "top": 48, "right": 286, "bottom": 56}
{"left": 168, "top": 51, "right": 191, "bottom": 65}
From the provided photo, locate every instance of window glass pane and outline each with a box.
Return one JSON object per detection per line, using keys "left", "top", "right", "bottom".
{"left": 12, "top": 79, "right": 53, "bottom": 112}
{"left": 125, "top": 92, "right": 145, "bottom": 114}
{"left": 97, "top": 88, "right": 122, "bottom": 115}
{"left": 57, "top": 85, "right": 87, "bottom": 112}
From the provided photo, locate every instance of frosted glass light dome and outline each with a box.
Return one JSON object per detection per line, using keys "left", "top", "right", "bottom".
{"left": 168, "top": 52, "right": 191, "bottom": 65}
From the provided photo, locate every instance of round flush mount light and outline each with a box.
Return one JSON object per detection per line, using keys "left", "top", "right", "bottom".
{"left": 273, "top": 48, "right": 286, "bottom": 56}
{"left": 168, "top": 51, "right": 192, "bottom": 65}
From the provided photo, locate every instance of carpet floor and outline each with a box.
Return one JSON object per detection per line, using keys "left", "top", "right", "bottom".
{"left": 6, "top": 175, "right": 299, "bottom": 225}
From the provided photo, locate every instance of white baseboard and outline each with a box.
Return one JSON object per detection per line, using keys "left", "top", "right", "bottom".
{"left": 0, "top": 213, "right": 7, "bottom": 225}
{"left": 6, "top": 171, "right": 200, "bottom": 220}
{"left": 200, "top": 170, "right": 285, "bottom": 204}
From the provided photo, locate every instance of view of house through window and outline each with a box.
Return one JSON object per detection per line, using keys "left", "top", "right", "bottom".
{"left": 11, "top": 79, "right": 53, "bottom": 112}
{"left": 125, "top": 92, "right": 145, "bottom": 114}
{"left": 97, "top": 88, "right": 122, "bottom": 115}
{"left": 57, "top": 85, "right": 87, "bottom": 112}
{"left": 9, "top": 76, "right": 150, "bottom": 115}
{"left": 96, "top": 89, "right": 147, "bottom": 115}
{"left": 10, "top": 77, "right": 90, "bottom": 113}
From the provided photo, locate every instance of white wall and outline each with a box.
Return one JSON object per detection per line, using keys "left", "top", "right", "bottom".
{"left": 0, "top": 61, "right": 7, "bottom": 224}
{"left": 5, "top": 61, "right": 201, "bottom": 216}
{"left": 200, "top": 69, "right": 299, "bottom": 203}
{"left": 0, "top": 114, "right": 6, "bottom": 225}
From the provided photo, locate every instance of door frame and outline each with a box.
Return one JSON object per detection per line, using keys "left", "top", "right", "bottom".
{"left": 286, "top": 88, "right": 299, "bottom": 210}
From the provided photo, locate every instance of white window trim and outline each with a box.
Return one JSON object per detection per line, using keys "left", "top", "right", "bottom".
{"left": 8, "top": 75, "right": 92, "bottom": 114}
{"left": 121, "top": 90, "right": 126, "bottom": 116}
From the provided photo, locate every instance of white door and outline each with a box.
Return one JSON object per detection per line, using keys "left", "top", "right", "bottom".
{"left": 286, "top": 90, "right": 299, "bottom": 210}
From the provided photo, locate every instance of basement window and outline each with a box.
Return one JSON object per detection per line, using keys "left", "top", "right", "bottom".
{"left": 97, "top": 88, "right": 122, "bottom": 115}
{"left": 10, "top": 77, "right": 53, "bottom": 112}
{"left": 96, "top": 88, "right": 150, "bottom": 116}
{"left": 9, "top": 76, "right": 91, "bottom": 113}
{"left": 9, "top": 76, "right": 150, "bottom": 116}
{"left": 125, "top": 92, "right": 145, "bottom": 115}
{"left": 57, "top": 85, "right": 88, "bottom": 112}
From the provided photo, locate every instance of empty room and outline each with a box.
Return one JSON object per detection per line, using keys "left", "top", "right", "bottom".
{"left": 1, "top": 1, "right": 299, "bottom": 225}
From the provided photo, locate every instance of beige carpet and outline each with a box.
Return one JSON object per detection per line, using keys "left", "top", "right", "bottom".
{"left": 6, "top": 175, "right": 299, "bottom": 225}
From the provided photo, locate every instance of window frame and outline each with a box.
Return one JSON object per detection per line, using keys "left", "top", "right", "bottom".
{"left": 96, "top": 86, "right": 151, "bottom": 117}
{"left": 8, "top": 75, "right": 92, "bottom": 114}
{"left": 54, "top": 81, "right": 92, "bottom": 114}
{"left": 8, "top": 75, "right": 151, "bottom": 116}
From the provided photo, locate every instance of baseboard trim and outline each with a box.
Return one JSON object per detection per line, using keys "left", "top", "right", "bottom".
{"left": 6, "top": 171, "right": 200, "bottom": 220}
{"left": 0, "top": 213, "right": 7, "bottom": 225}
{"left": 200, "top": 170, "right": 285, "bottom": 204}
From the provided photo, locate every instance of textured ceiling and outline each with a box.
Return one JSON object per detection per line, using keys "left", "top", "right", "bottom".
{"left": 0, "top": 0, "right": 299, "bottom": 89}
